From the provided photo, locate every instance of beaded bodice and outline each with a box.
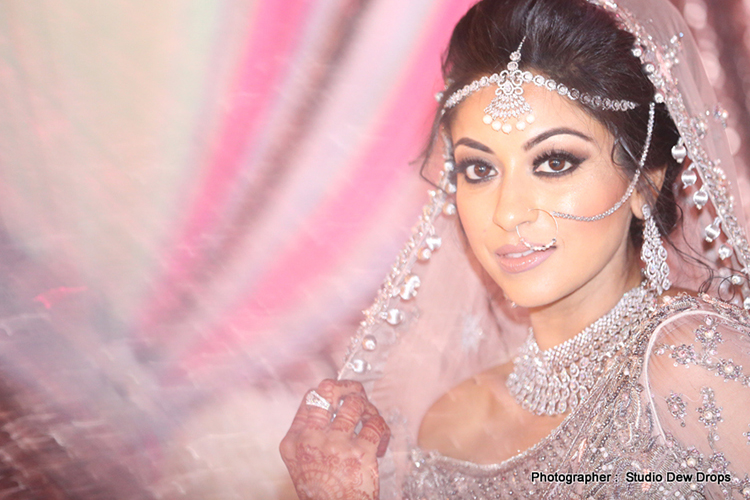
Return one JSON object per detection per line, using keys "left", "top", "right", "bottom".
{"left": 403, "top": 295, "right": 750, "bottom": 499}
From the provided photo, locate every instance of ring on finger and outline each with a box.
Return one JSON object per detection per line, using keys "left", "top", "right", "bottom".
{"left": 305, "top": 390, "right": 332, "bottom": 411}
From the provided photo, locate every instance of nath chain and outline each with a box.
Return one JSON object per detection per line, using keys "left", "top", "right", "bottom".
{"left": 552, "top": 101, "right": 655, "bottom": 222}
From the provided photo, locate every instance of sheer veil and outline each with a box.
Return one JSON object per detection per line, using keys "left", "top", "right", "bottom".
{"left": 336, "top": 0, "right": 750, "bottom": 496}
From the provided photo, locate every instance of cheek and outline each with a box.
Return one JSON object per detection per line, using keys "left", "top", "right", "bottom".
{"left": 456, "top": 190, "right": 493, "bottom": 239}
{"left": 455, "top": 190, "right": 497, "bottom": 264}
{"left": 557, "top": 213, "right": 633, "bottom": 267}
{"left": 552, "top": 168, "right": 629, "bottom": 216}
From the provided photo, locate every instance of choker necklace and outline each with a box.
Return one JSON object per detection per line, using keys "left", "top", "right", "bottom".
{"left": 506, "top": 284, "right": 656, "bottom": 416}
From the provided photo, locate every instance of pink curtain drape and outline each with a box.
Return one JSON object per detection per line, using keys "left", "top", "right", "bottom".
{"left": 0, "top": 0, "right": 747, "bottom": 498}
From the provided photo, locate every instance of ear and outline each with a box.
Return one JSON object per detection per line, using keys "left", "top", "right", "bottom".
{"left": 630, "top": 162, "right": 671, "bottom": 219}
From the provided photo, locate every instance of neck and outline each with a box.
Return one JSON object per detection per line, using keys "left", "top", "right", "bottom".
{"left": 528, "top": 254, "right": 643, "bottom": 351}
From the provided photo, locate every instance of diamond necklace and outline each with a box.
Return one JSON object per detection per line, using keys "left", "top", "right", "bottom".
{"left": 506, "top": 283, "right": 656, "bottom": 416}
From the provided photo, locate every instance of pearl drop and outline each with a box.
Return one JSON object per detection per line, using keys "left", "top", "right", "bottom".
{"left": 526, "top": 114, "right": 535, "bottom": 123}
{"left": 705, "top": 223, "right": 721, "bottom": 242}
{"left": 425, "top": 235, "right": 442, "bottom": 251}
{"left": 399, "top": 274, "right": 421, "bottom": 300}
{"left": 443, "top": 203, "right": 456, "bottom": 216}
{"left": 483, "top": 115, "right": 493, "bottom": 125}
{"left": 502, "top": 123, "right": 513, "bottom": 134}
{"left": 492, "top": 121, "right": 502, "bottom": 131}
{"left": 693, "top": 189, "right": 709, "bottom": 209}
{"left": 681, "top": 168, "right": 697, "bottom": 187}
{"left": 718, "top": 245, "right": 733, "bottom": 260}
{"left": 362, "top": 335, "right": 377, "bottom": 351}
{"left": 385, "top": 308, "right": 403, "bottom": 326}
{"left": 349, "top": 359, "right": 367, "bottom": 373}
{"left": 672, "top": 143, "right": 688, "bottom": 163}
{"left": 516, "top": 120, "right": 526, "bottom": 131}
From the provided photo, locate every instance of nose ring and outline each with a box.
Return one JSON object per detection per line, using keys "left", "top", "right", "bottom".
{"left": 515, "top": 209, "right": 559, "bottom": 252}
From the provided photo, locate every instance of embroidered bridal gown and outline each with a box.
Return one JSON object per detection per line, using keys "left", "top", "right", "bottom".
{"left": 335, "top": 0, "right": 750, "bottom": 498}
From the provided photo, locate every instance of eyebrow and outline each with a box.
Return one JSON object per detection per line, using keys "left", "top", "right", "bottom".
{"left": 523, "top": 127, "right": 593, "bottom": 150}
{"left": 454, "top": 137, "right": 493, "bottom": 153}
{"left": 453, "top": 127, "right": 593, "bottom": 155}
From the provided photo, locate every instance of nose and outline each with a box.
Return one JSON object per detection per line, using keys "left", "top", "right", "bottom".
{"left": 491, "top": 173, "right": 535, "bottom": 232}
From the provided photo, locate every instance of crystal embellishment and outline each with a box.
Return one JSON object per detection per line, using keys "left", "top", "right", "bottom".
{"left": 444, "top": 38, "right": 638, "bottom": 134}
{"left": 506, "top": 284, "right": 655, "bottom": 416}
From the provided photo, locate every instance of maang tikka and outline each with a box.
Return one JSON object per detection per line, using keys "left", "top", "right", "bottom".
{"left": 444, "top": 37, "right": 639, "bottom": 133}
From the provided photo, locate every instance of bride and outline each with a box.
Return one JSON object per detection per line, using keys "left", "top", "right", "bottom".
{"left": 280, "top": 0, "right": 750, "bottom": 498}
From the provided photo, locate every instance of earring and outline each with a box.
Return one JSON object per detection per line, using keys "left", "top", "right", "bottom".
{"left": 641, "top": 204, "right": 671, "bottom": 294}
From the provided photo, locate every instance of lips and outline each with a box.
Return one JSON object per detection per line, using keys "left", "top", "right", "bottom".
{"left": 495, "top": 243, "right": 555, "bottom": 274}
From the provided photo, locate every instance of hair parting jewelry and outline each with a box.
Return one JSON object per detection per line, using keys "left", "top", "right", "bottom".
{"left": 444, "top": 37, "right": 638, "bottom": 134}
{"left": 515, "top": 209, "right": 559, "bottom": 251}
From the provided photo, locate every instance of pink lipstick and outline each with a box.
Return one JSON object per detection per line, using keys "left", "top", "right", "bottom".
{"left": 495, "top": 243, "right": 555, "bottom": 274}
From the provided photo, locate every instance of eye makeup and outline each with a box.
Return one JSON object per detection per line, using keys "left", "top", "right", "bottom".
{"left": 532, "top": 149, "right": 587, "bottom": 178}
{"left": 455, "top": 156, "right": 498, "bottom": 183}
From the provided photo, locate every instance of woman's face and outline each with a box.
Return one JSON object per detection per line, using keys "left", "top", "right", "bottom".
{"left": 451, "top": 83, "right": 641, "bottom": 309}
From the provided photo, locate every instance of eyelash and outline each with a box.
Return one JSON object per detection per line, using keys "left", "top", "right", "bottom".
{"left": 455, "top": 157, "right": 497, "bottom": 184}
{"left": 533, "top": 150, "right": 586, "bottom": 177}
{"left": 456, "top": 150, "right": 587, "bottom": 184}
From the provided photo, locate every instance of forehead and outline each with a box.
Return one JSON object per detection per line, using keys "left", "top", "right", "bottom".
{"left": 449, "top": 83, "right": 614, "bottom": 153}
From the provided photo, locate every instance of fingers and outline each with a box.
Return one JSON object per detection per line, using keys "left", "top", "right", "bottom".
{"left": 285, "top": 379, "right": 390, "bottom": 457}
{"left": 305, "top": 388, "right": 335, "bottom": 430}
{"left": 330, "top": 393, "right": 367, "bottom": 433}
{"left": 325, "top": 379, "right": 368, "bottom": 404}
{"left": 306, "top": 379, "right": 368, "bottom": 428}
{"left": 357, "top": 413, "right": 391, "bottom": 457}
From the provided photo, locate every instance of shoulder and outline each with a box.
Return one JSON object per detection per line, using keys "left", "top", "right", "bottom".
{"left": 643, "top": 293, "right": 750, "bottom": 377}
{"left": 417, "top": 366, "right": 504, "bottom": 455}
{"left": 642, "top": 293, "right": 750, "bottom": 390}
{"left": 641, "top": 294, "right": 750, "bottom": 478}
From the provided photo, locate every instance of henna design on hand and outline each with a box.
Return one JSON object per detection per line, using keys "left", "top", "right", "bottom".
{"left": 287, "top": 443, "right": 376, "bottom": 500}
{"left": 280, "top": 380, "right": 390, "bottom": 500}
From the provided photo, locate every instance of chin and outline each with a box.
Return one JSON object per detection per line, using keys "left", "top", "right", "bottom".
{"left": 496, "top": 279, "right": 564, "bottom": 310}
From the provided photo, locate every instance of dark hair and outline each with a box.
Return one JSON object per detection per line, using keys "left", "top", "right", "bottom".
{"left": 426, "top": 0, "right": 682, "bottom": 248}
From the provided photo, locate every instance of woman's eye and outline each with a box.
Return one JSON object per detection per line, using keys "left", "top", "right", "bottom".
{"left": 464, "top": 163, "right": 497, "bottom": 181}
{"left": 538, "top": 157, "right": 573, "bottom": 173}
{"left": 534, "top": 152, "right": 585, "bottom": 176}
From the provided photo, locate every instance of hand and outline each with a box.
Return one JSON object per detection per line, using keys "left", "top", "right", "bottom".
{"left": 280, "top": 379, "right": 391, "bottom": 500}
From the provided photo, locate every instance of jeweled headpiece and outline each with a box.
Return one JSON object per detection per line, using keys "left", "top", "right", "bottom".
{"left": 443, "top": 37, "right": 639, "bottom": 133}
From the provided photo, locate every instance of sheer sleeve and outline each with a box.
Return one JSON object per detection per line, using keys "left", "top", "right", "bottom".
{"left": 645, "top": 296, "right": 750, "bottom": 498}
